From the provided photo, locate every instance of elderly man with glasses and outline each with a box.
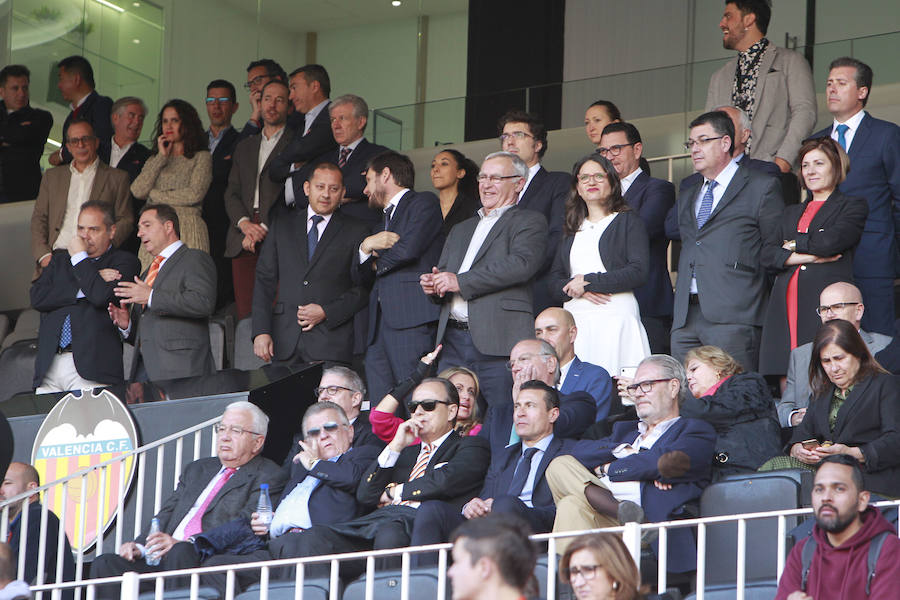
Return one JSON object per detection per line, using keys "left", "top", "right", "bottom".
{"left": 89, "top": 401, "right": 285, "bottom": 599}
{"left": 545, "top": 355, "right": 716, "bottom": 574}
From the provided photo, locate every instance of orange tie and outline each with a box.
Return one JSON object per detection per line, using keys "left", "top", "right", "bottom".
{"left": 144, "top": 255, "right": 165, "bottom": 288}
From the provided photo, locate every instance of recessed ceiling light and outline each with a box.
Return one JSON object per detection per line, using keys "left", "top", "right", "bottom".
{"left": 133, "top": 2, "right": 140, "bottom": 6}
{"left": 392, "top": 1, "right": 401, "bottom": 6}
{"left": 132, "top": 38, "right": 140, "bottom": 44}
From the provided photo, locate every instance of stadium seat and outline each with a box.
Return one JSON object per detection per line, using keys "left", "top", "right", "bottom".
{"left": 137, "top": 586, "right": 219, "bottom": 600}
{"left": 342, "top": 567, "right": 449, "bottom": 600}
{"left": 1, "top": 308, "right": 39, "bottom": 350}
{"left": 236, "top": 578, "right": 335, "bottom": 600}
{"left": 234, "top": 317, "right": 265, "bottom": 371}
{"left": 722, "top": 468, "right": 813, "bottom": 506}
{"left": 685, "top": 582, "right": 778, "bottom": 599}
{"left": 0, "top": 338, "right": 38, "bottom": 402}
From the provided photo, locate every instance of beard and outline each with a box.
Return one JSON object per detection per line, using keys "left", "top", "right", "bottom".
{"left": 815, "top": 504, "right": 858, "bottom": 534}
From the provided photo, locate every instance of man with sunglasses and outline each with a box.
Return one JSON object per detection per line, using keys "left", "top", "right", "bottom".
{"left": 270, "top": 378, "right": 490, "bottom": 579}
{"left": 90, "top": 401, "right": 284, "bottom": 598}
{"left": 546, "top": 355, "right": 715, "bottom": 571}
{"left": 778, "top": 282, "right": 892, "bottom": 427}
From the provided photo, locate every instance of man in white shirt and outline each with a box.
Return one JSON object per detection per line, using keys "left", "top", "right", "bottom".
{"left": 103, "top": 97, "right": 148, "bottom": 179}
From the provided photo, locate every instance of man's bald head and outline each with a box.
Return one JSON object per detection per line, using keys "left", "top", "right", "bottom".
{"left": 534, "top": 308, "right": 577, "bottom": 364}
{"left": 0, "top": 462, "right": 40, "bottom": 520}
{"left": 818, "top": 282, "right": 865, "bottom": 328}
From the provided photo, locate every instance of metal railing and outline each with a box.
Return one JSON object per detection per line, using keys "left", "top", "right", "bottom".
{"left": 647, "top": 152, "right": 691, "bottom": 184}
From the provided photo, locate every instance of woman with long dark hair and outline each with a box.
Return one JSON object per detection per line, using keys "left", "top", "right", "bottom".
{"left": 430, "top": 148, "right": 481, "bottom": 234}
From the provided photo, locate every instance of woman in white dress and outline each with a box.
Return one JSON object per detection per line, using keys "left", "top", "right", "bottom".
{"left": 549, "top": 153, "right": 651, "bottom": 375}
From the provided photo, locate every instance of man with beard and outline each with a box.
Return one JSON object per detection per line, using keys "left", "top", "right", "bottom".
{"left": 775, "top": 455, "right": 900, "bottom": 600}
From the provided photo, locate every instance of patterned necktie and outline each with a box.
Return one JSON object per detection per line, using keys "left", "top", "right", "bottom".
{"left": 508, "top": 447, "right": 539, "bottom": 498}
{"left": 383, "top": 205, "right": 395, "bottom": 231}
{"left": 338, "top": 147, "right": 351, "bottom": 168}
{"left": 183, "top": 467, "right": 236, "bottom": 538}
{"left": 399, "top": 444, "right": 433, "bottom": 507}
{"left": 696, "top": 180, "right": 717, "bottom": 229}
{"left": 307, "top": 214, "right": 324, "bottom": 258}
{"left": 59, "top": 315, "right": 72, "bottom": 349}
{"left": 836, "top": 124, "right": 849, "bottom": 150}
{"left": 144, "top": 255, "right": 165, "bottom": 288}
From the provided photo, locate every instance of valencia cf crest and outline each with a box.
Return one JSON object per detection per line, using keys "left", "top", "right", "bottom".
{"left": 30, "top": 389, "right": 139, "bottom": 552}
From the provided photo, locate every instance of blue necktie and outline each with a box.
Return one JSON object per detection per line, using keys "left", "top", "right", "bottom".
{"left": 696, "top": 180, "right": 717, "bottom": 229}
{"left": 307, "top": 214, "right": 324, "bottom": 259}
{"left": 836, "top": 124, "right": 849, "bottom": 150}
{"left": 59, "top": 315, "right": 72, "bottom": 349}
{"left": 383, "top": 205, "right": 394, "bottom": 231}
{"left": 508, "top": 447, "right": 539, "bottom": 498}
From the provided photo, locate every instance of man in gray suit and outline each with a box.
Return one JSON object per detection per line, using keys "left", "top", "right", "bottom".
{"left": 110, "top": 203, "right": 217, "bottom": 382}
{"left": 90, "top": 401, "right": 285, "bottom": 598}
{"left": 777, "top": 282, "right": 892, "bottom": 427}
{"left": 670, "top": 111, "right": 784, "bottom": 371}
{"left": 421, "top": 151, "right": 547, "bottom": 419}
{"left": 706, "top": 1, "right": 815, "bottom": 172}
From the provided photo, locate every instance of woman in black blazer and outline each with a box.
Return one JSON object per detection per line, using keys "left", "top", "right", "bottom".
{"left": 549, "top": 153, "right": 650, "bottom": 376}
{"left": 760, "top": 138, "right": 868, "bottom": 378}
{"left": 788, "top": 320, "right": 900, "bottom": 497}
{"left": 430, "top": 149, "right": 481, "bottom": 235}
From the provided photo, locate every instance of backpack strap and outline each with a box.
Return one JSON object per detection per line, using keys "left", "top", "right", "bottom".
{"left": 865, "top": 531, "right": 891, "bottom": 596}
{"left": 800, "top": 535, "right": 817, "bottom": 592}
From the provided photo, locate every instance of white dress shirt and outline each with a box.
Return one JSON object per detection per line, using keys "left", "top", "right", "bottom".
{"left": 109, "top": 139, "right": 134, "bottom": 169}
{"left": 599, "top": 417, "right": 681, "bottom": 505}
{"left": 52, "top": 158, "right": 100, "bottom": 252}
{"left": 691, "top": 159, "right": 739, "bottom": 293}
{"left": 517, "top": 162, "right": 541, "bottom": 203}
{"left": 830, "top": 109, "right": 866, "bottom": 151}
{"left": 620, "top": 167, "right": 643, "bottom": 195}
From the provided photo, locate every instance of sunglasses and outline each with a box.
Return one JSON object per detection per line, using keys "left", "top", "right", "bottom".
{"left": 305, "top": 421, "right": 341, "bottom": 438}
{"left": 406, "top": 399, "right": 453, "bottom": 413}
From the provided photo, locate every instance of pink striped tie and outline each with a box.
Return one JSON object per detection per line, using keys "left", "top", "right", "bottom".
{"left": 183, "top": 468, "right": 236, "bottom": 538}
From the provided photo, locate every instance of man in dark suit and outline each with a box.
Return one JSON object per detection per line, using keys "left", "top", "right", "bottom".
{"left": 225, "top": 80, "right": 293, "bottom": 319}
{"left": 670, "top": 111, "right": 784, "bottom": 371}
{"left": 535, "top": 307, "right": 613, "bottom": 420}
{"left": 100, "top": 97, "right": 150, "bottom": 255}
{"left": 0, "top": 462, "right": 75, "bottom": 588}
{"left": 422, "top": 151, "right": 547, "bottom": 421}
{"left": 90, "top": 402, "right": 285, "bottom": 599}
{"left": 268, "top": 64, "right": 337, "bottom": 208}
{"left": 812, "top": 57, "right": 900, "bottom": 335}
{"left": 199, "top": 402, "right": 380, "bottom": 597}
{"left": 412, "top": 381, "right": 574, "bottom": 551}
{"left": 497, "top": 110, "right": 570, "bottom": 314}
{"left": 202, "top": 79, "right": 241, "bottom": 310}
{"left": 0, "top": 65, "right": 52, "bottom": 203}
{"left": 268, "top": 379, "right": 490, "bottom": 578}
{"left": 599, "top": 122, "right": 675, "bottom": 353}
{"left": 237, "top": 59, "right": 304, "bottom": 141}
{"left": 252, "top": 163, "right": 371, "bottom": 367}
{"left": 547, "top": 355, "right": 716, "bottom": 572}
{"left": 51, "top": 56, "right": 113, "bottom": 166}
{"left": 361, "top": 151, "right": 445, "bottom": 404}
{"left": 110, "top": 203, "right": 217, "bottom": 382}
{"left": 31, "top": 201, "right": 140, "bottom": 392}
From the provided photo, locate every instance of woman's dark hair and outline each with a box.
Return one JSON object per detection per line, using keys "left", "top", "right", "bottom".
{"left": 808, "top": 319, "right": 888, "bottom": 398}
{"left": 588, "top": 99, "right": 622, "bottom": 122}
{"left": 564, "top": 153, "right": 628, "bottom": 236}
{"left": 151, "top": 99, "right": 207, "bottom": 158}
{"left": 435, "top": 148, "right": 479, "bottom": 201}
{"left": 798, "top": 136, "right": 849, "bottom": 194}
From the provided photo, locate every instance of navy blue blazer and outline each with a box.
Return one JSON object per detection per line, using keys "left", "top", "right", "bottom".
{"left": 560, "top": 357, "right": 613, "bottom": 421}
{"left": 484, "top": 390, "right": 595, "bottom": 457}
{"left": 8, "top": 501, "right": 75, "bottom": 589}
{"left": 812, "top": 114, "right": 900, "bottom": 282}
{"left": 365, "top": 190, "right": 445, "bottom": 343}
{"left": 568, "top": 417, "right": 716, "bottom": 573}
{"left": 624, "top": 172, "right": 675, "bottom": 317}
{"left": 281, "top": 444, "right": 382, "bottom": 526}
{"left": 61, "top": 91, "right": 113, "bottom": 164}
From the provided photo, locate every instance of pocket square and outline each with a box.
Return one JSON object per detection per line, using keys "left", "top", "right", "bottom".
{"left": 20, "top": 121, "right": 32, "bottom": 126}
{"left": 433, "top": 462, "right": 448, "bottom": 469}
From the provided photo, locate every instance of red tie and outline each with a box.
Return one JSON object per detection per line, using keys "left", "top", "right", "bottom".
{"left": 183, "top": 468, "right": 236, "bottom": 538}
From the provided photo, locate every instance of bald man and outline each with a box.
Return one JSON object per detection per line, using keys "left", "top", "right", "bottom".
{"left": 534, "top": 308, "right": 612, "bottom": 420}
{"left": 778, "top": 282, "right": 893, "bottom": 427}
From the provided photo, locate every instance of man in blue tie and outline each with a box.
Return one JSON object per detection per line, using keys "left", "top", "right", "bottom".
{"left": 811, "top": 57, "right": 900, "bottom": 336}
{"left": 670, "top": 110, "right": 784, "bottom": 370}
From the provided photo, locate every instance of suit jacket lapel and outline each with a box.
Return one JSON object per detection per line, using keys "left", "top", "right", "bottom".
{"left": 625, "top": 171, "right": 649, "bottom": 202}
{"left": 680, "top": 179, "right": 703, "bottom": 236}
{"left": 832, "top": 377, "right": 873, "bottom": 437}
{"left": 306, "top": 212, "right": 343, "bottom": 273}
{"left": 388, "top": 191, "right": 415, "bottom": 233}
{"left": 472, "top": 207, "right": 515, "bottom": 264}
{"left": 203, "top": 457, "right": 254, "bottom": 515}
{"left": 706, "top": 167, "right": 749, "bottom": 223}
{"left": 426, "top": 431, "right": 460, "bottom": 470}
{"left": 848, "top": 114, "right": 872, "bottom": 158}
{"left": 149, "top": 244, "right": 186, "bottom": 287}
{"left": 533, "top": 436, "right": 562, "bottom": 485}
{"left": 519, "top": 167, "right": 546, "bottom": 209}
{"left": 447, "top": 218, "right": 479, "bottom": 272}
{"left": 88, "top": 165, "right": 107, "bottom": 203}
{"left": 805, "top": 190, "right": 843, "bottom": 232}
{"left": 751, "top": 45, "right": 777, "bottom": 115}
{"left": 261, "top": 127, "right": 293, "bottom": 175}
{"left": 493, "top": 444, "right": 521, "bottom": 494}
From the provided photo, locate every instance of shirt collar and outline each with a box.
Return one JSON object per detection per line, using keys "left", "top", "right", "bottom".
{"left": 262, "top": 124, "right": 286, "bottom": 142}
{"left": 522, "top": 433, "right": 554, "bottom": 453}
{"left": 70, "top": 92, "right": 90, "bottom": 111}
{"left": 833, "top": 109, "right": 866, "bottom": 131}
{"left": 709, "top": 158, "right": 740, "bottom": 189}
{"left": 69, "top": 157, "right": 100, "bottom": 176}
{"left": 157, "top": 240, "right": 184, "bottom": 260}
{"left": 305, "top": 100, "right": 330, "bottom": 127}
{"left": 620, "top": 167, "right": 643, "bottom": 192}
{"left": 477, "top": 203, "right": 514, "bottom": 220}
{"left": 306, "top": 204, "right": 333, "bottom": 226}
{"left": 208, "top": 125, "right": 232, "bottom": 144}
{"left": 424, "top": 429, "right": 453, "bottom": 452}
{"left": 386, "top": 188, "right": 408, "bottom": 211}
{"left": 637, "top": 415, "right": 681, "bottom": 437}
{"left": 341, "top": 136, "right": 364, "bottom": 153}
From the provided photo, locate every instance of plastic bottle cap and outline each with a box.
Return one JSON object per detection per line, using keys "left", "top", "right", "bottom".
{"left": 260, "top": 484, "right": 269, "bottom": 489}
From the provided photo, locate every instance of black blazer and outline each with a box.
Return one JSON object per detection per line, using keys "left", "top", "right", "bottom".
{"left": 8, "top": 501, "right": 76, "bottom": 586}
{"left": 790, "top": 373, "right": 900, "bottom": 496}
{"left": 269, "top": 105, "right": 337, "bottom": 183}
{"left": 202, "top": 126, "right": 241, "bottom": 259}
{"left": 101, "top": 141, "right": 152, "bottom": 254}
{"left": 281, "top": 444, "right": 382, "bottom": 526}
{"left": 549, "top": 209, "right": 650, "bottom": 304}
{"left": 357, "top": 432, "right": 490, "bottom": 509}
{"left": 442, "top": 193, "right": 481, "bottom": 235}
{"left": 624, "top": 172, "right": 675, "bottom": 317}
{"left": 30, "top": 247, "right": 141, "bottom": 387}
{"left": 61, "top": 91, "right": 114, "bottom": 163}
{"left": 252, "top": 208, "right": 372, "bottom": 363}
{"left": 0, "top": 103, "right": 53, "bottom": 202}
{"left": 520, "top": 166, "right": 571, "bottom": 312}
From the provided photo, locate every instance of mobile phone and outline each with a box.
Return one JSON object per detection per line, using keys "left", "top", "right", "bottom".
{"left": 618, "top": 366, "right": 637, "bottom": 405}
{"left": 801, "top": 439, "right": 819, "bottom": 450}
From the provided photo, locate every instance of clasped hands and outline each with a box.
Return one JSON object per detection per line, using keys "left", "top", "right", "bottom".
{"left": 563, "top": 274, "right": 611, "bottom": 305}
{"left": 419, "top": 267, "right": 459, "bottom": 297}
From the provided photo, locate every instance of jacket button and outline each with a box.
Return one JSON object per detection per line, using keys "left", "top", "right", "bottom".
{"left": 303, "top": 280, "right": 309, "bottom": 285}
{"left": 696, "top": 241, "right": 701, "bottom": 246}
{"left": 800, "top": 266, "right": 806, "bottom": 271}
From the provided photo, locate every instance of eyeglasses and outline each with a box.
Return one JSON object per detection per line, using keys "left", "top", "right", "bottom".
{"left": 815, "top": 302, "right": 859, "bottom": 316}
{"left": 305, "top": 421, "right": 342, "bottom": 438}
{"left": 66, "top": 135, "right": 96, "bottom": 146}
{"left": 683, "top": 136, "right": 725, "bottom": 151}
{"left": 624, "top": 378, "right": 674, "bottom": 394}
{"left": 314, "top": 385, "right": 355, "bottom": 398}
{"left": 499, "top": 131, "right": 534, "bottom": 143}
{"left": 407, "top": 399, "right": 453, "bottom": 413}
{"left": 577, "top": 173, "right": 606, "bottom": 184}
{"left": 205, "top": 97, "right": 233, "bottom": 105}
{"left": 243, "top": 75, "right": 269, "bottom": 90}
{"left": 477, "top": 173, "right": 522, "bottom": 185}
{"left": 597, "top": 143, "right": 635, "bottom": 156}
{"left": 563, "top": 564, "right": 603, "bottom": 582}
{"left": 505, "top": 353, "right": 550, "bottom": 370}
{"left": 213, "top": 423, "right": 262, "bottom": 436}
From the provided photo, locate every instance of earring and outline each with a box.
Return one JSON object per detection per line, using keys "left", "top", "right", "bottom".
{"left": 612, "top": 581, "right": 620, "bottom": 591}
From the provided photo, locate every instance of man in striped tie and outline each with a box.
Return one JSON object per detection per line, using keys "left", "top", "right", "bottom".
{"left": 268, "top": 378, "right": 490, "bottom": 580}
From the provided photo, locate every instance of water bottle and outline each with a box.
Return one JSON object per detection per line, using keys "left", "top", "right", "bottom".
{"left": 257, "top": 484, "right": 273, "bottom": 526}
{"left": 145, "top": 517, "right": 161, "bottom": 566}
